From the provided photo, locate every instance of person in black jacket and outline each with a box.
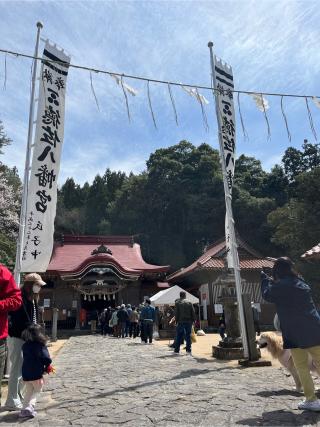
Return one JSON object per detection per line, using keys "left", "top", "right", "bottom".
{"left": 117, "top": 304, "right": 129, "bottom": 338}
{"left": 19, "top": 324, "right": 52, "bottom": 418}
{"left": 5, "top": 272, "right": 46, "bottom": 410}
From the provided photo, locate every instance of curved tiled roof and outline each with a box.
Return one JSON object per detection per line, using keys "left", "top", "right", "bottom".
{"left": 168, "top": 237, "right": 274, "bottom": 282}
{"left": 47, "top": 235, "right": 169, "bottom": 278}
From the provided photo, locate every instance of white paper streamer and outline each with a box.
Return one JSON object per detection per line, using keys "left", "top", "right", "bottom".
{"left": 312, "top": 97, "right": 320, "bottom": 108}
{"left": 181, "top": 85, "right": 209, "bottom": 105}
{"left": 250, "top": 93, "right": 269, "bottom": 111}
{"left": 110, "top": 74, "right": 138, "bottom": 96}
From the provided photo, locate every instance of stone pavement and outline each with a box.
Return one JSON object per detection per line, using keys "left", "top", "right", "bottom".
{"left": 1, "top": 335, "right": 320, "bottom": 426}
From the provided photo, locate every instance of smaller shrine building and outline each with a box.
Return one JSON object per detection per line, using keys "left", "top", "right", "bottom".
{"left": 39, "top": 235, "right": 169, "bottom": 329}
{"left": 168, "top": 237, "right": 275, "bottom": 327}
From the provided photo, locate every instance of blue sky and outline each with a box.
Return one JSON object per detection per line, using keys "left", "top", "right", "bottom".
{"left": 0, "top": 0, "right": 320, "bottom": 185}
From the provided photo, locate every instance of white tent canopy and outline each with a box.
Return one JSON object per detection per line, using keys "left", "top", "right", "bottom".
{"left": 150, "top": 285, "right": 199, "bottom": 306}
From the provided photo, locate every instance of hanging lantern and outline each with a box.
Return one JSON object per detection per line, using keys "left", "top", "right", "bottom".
{"left": 93, "top": 295, "right": 96, "bottom": 301}
{"left": 103, "top": 294, "right": 106, "bottom": 300}
{"left": 112, "top": 294, "right": 115, "bottom": 300}
{"left": 88, "top": 295, "right": 91, "bottom": 302}
{"left": 84, "top": 294, "right": 87, "bottom": 301}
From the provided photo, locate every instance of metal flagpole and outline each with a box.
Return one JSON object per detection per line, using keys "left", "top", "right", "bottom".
{"left": 207, "top": 41, "right": 249, "bottom": 358}
{"left": 14, "top": 21, "right": 43, "bottom": 286}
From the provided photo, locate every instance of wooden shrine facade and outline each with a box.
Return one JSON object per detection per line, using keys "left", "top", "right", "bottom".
{"left": 39, "top": 235, "right": 169, "bottom": 329}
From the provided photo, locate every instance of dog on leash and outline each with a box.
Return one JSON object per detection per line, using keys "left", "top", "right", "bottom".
{"left": 258, "top": 332, "right": 320, "bottom": 392}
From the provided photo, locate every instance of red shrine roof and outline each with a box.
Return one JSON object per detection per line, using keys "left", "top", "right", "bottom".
{"left": 168, "top": 237, "right": 274, "bottom": 282}
{"left": 47, "top": 235, "right": 170, "bottom": 279}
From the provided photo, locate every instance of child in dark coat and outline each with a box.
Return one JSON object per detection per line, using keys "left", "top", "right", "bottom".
{"left": 19, "top": 324, "right": 52, "bottom": 418}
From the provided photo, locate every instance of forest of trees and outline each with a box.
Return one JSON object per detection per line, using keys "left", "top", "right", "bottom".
{"left": 54, "top": 138, "right": 320, "bottom": 277}
{"left": 0, "top": 121, "right": 21, "bottom": 268}
{"left": 1, "top": 119, "right": 319, "bottom": 288}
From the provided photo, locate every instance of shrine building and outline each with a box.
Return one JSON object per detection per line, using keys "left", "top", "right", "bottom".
{"left": 39, "top": 235, "right": 169, "bottom": 329}
{"left": 168, "top": 237, "right": 275, "bottom": 328}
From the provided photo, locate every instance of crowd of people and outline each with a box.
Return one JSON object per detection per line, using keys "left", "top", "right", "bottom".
{"left": 98, "top": 299, "right": 156, "bottom": 344}
{"left": 96, "top": 291, "right": 196, "bottom": 354}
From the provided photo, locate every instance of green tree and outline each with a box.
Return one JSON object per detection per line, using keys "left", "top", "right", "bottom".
{"left": 0, "top": 121, "right": 11, "bottom": 155}
{"left": 262, "top": 164, "right": 288, "bottom": 206}
{"left": 60, "top": 178, "right": 84, "bottom": 209}
{"left": 268, "top": 167, "right": 320, "bottom": 259}
{"left": 233, "top": 188, "right": 276, "bottom": 255}
{"left": 282, "top": 140, "right": 320, "bottom": 183}
{"left": 234, "top": 155, "right": 267, "bottom": 197}
{"left": 302, "top": 139, "right": 320, "bottom": 171}
{"left": 114, "top": 141, "right": 225, "bottom": 267}
{"left": 85, "top": 170, "right": 127, "bottom": 235}
{"left": 0, "top": 121, "right": 21, "bottom": 268}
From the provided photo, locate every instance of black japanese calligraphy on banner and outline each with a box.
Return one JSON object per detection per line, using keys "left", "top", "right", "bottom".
{"left": 213, "top": 57, "right": 236, "bottom": 268}
{"left": 21, "top": 42, "right": 70, "bottom": 272}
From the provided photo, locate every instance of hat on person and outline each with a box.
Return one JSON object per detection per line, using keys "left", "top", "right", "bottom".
{"left": 121, "top": 304, "right": 125, "bottom": 308}
{"left": 23, "top": 273, "right": 46, "bottom": 287}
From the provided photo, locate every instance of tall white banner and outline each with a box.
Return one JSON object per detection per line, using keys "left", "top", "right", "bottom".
{"left": 21, "top": 42, "right": 70, "bottom": 272}
{"left": 213, "top": 57, "right": 236, "bottom": 268}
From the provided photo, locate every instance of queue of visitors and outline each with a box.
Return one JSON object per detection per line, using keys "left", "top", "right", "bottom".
{"left": 98, "top": 301, "right": 155, "bottom": 343}
{"left": 95, "top": 293, "right": 196, "bottom": 354}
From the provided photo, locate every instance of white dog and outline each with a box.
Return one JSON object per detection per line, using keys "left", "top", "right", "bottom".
{"left": 258, "top": 332, "right": 320, "bottom": 392}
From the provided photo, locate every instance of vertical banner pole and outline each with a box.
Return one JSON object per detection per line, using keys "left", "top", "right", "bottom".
{"left": 14, "top": 21, "right": 43, "bottom": 285}
{"left": 208, "top": 41, "right": 249, "bottom": 359}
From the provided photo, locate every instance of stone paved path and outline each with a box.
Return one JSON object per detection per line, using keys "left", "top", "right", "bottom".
{"left": 2, "top": 335, "right": 320, "bottom": 426}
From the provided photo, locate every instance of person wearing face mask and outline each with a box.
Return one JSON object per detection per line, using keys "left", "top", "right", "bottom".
{"left": 5, "top": 273, "right": 46, "bottom": 411}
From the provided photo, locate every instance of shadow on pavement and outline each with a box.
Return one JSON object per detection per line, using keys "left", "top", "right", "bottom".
{"left": 158, "top": 353, "right": 243, "bottom": 371}
{"left": 256, "top": 389, "right": 302, "bottom": 397}
{"left": 0, "top": 412, "right": 24, "bottom": 424}
{"left": 41, "top": 368, "right": 214, "bottom": 411}
{"left": 236, "top": 409, "right": 320, "bottom": 426}
{"left": 127, "top": 342, "right": 145, "bottom": 346}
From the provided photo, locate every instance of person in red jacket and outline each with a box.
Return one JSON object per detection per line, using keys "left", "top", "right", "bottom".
{"left": 5, "top": 272, "right": 46, "bottom": 410}
{"left": 0, "top": 264, "right": 22, "bottom": 406}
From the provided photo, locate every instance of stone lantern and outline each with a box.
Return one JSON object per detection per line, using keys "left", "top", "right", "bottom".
{"left": 212, "top": 268, "right": 244, "bottom": 360}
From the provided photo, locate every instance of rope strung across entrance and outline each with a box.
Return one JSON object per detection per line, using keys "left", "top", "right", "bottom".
{"left": 1, "top": 47, "right": 320, "bottom": 99}
{"left": 1, "top": 46, "right": 320, "bottom": 139}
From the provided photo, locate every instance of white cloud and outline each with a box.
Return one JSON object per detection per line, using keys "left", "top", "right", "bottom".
{"left": 0, "top": 0, "right": 320, "bottom": 185}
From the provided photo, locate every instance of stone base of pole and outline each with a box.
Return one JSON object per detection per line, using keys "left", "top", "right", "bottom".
{"left": 212, "top": 343, "right": 244, "bottom": 360}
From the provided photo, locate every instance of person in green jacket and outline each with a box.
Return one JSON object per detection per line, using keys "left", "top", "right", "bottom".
{"left": 174, "top": 291, "right": 196, "bottom": 355}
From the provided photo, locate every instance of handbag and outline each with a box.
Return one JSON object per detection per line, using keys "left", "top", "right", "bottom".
{"left": 191, "top": 326, "right": 197, "bottom": 343}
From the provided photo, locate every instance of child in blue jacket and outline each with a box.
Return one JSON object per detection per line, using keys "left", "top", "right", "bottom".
{"left": 19, "top": 324, "right": 52, "bottom": 418}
